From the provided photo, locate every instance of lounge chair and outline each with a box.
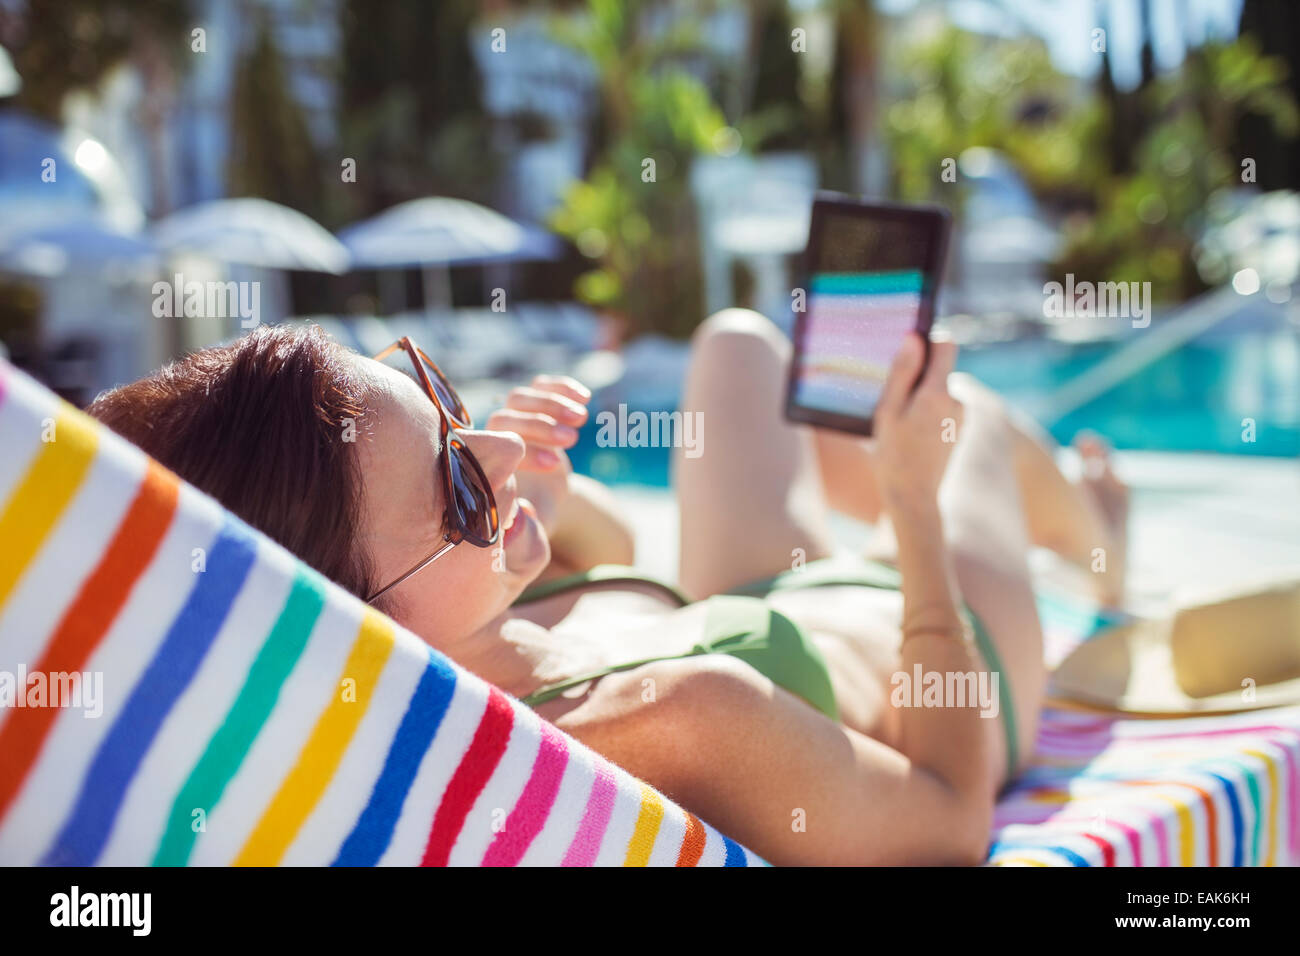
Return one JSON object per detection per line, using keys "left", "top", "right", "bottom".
{"left": 0, "top": 359, "right": 761, "bottom": 866}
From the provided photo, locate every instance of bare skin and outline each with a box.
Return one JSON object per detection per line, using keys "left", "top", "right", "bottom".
{"left": 352, "top": 308, "right": 1129, "bottom": 866}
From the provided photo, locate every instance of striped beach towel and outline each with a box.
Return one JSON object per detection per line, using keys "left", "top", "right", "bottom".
{"left": 987, "top": 593, "right": 1300, "bottom": 866}
{"left": 0, "top": 359, "right": 762, "bottom": 866}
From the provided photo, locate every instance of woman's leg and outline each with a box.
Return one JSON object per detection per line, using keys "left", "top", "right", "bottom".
{"left": 938, "top": 374, "right": 1047, "bottom": 778}
{"left": 814, "top": 378, "right": 1128, "bottom": 604}
{"left": 675, "top": 309, "right": 837, "bottom": 598}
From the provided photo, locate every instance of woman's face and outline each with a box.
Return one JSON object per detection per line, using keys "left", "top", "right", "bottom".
{"left": 351, "top": 355, "right": 549, "bottom": 647}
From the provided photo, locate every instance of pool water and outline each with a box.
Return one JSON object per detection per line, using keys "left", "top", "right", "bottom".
{"left": 959, "top": 328, "right": 1300, "bottom": 457}
{"left": 569, "top": 325, "right": 1300, "bottom": 487}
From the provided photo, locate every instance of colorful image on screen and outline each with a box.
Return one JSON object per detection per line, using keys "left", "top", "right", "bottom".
{"left": 792, "top": 268, "right": 924, "bottom": 418}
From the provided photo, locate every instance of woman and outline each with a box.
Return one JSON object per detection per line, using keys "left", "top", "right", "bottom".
{"left": 88, "top": 310, "right": 1126, "bottom": 865}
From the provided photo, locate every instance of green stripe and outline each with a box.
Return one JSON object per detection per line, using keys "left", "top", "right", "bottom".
{"left": 809, "top": 271, "right": 924, "bottom": 296}
{"left": 151, "top": 568, "right": 327, "bottom": 865}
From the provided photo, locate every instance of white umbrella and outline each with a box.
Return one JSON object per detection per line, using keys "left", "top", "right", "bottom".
{"left": 0, "top": 220, "right": 158, "bottom": 278}
{"left": 150, "top": 198, "right": 350, "bottom": 274}
{"left": 338, "top": 197, "right": 560, "bottom": 315}
{"left": 338, "top": 197, "right": 559, "bottom": 269}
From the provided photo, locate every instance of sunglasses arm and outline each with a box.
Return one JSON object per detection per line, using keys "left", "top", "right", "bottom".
{"left": 364, "top": 536, "right": 458, "bottom": 605}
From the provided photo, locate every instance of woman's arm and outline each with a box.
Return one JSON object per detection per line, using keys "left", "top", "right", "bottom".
{"left": 545, "top": 473, "right": 635, "bottom": 572}
{"left": 871, "top": 334, "right": 991, "bottom": 800}
{"left": 557, "top": 653, "right": 995, "bottom": 865}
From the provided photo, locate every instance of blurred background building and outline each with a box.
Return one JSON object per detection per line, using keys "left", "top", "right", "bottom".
{"left": 0, "top": 0, "right": 1297, "bottom": 474}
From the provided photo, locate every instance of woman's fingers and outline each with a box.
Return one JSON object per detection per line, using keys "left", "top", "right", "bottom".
{"left": 485, "top": 408, "right": 580, "bottom": 448}
{"left": 520, "top": 444, "right": 565, "bottom": 471}
{"left": 875, "top": 333, "right": 925, "bottom": 422}
{"left": 530, "top": 374, "right": 591, "bottom": 405}
{"left": 505, "top": 386, "right": 588, "bottom": 426}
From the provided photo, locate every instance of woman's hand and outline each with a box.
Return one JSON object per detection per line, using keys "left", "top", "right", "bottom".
{"left": 486, "top": 375, "right": 591, "bottom": 534}
{"left": 873, "top": 334, "right": 962, "bottom": 510}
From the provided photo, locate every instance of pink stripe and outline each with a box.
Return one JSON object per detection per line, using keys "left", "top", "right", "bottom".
{"left": 1146, "top": 809, "right": 1170, "bottom": 867}
{"left": 1110, "top": 722, "right": 1300, "bottom": 745}
{"left": 561, "top": 763, "right": 619, "bottom": 867}
{"left": 480, "top": 721, "right": 569, "bottom": 866}
{"left": 1279, "top": 736, "right": 1300, "bottom": 858}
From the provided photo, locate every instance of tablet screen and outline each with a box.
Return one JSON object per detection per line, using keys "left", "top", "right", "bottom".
{"left": 790, "top": 208, "right": 939, "bottom": 422}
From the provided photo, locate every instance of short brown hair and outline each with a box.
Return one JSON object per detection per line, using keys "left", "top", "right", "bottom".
{"left": 89, "top": 324, "right": 384, "bottom": 606}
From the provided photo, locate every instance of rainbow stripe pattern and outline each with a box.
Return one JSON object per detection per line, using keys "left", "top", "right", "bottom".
{"left": 987, "top": 593, "right": 1300, "bottom": 866}
{"left": 0, "top": 360, "right": 762, "bottom": 866}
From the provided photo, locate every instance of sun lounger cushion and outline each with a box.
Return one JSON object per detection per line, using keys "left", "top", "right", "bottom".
{"left": 0, "top": 360, "right": 762, "bottom": 866}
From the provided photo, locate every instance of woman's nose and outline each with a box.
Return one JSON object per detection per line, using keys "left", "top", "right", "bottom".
{"left": 461, "top": 429, "right": 525, "bottom": 489}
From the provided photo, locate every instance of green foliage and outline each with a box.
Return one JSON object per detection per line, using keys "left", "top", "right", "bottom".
{"left": 547, "top": 0, "right": 731, "bottom": 339}
{"left": 227, "top": 14, "right": 323, "bottom": 218}
{"left": 334, "top": 0, "right": 496, "bottom": 226}
{"left": 3, "top": 0, "right": 192, "bottom": 121}
{"left": 1060, "top": 37, "right": 1299, "bottom": 300}
{"left": 881, "top": 22, "right": 1299, "bottom": 303}
{"left": 747, "top": 0, "right": 812, "bottom": 151}
{"left": 883, "top": 25, "right": 1106, "bottom": 205}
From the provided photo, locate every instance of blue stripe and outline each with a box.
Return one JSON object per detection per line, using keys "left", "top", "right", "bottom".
{"left": 987, "top": 841, "right": 1093, "bottom": 867}
{"left": 722, "top": 836, "right": 748, "bottom": 866}
{"left": 332, "top": 647, "right": 458, "bottom": 866}
{"left": 40, "top": 518, "right": 258, "bottom": 865}
{"left": 1207, "top": 771, "right": 1245, "bottom": 867}
{"left": 1221, "top": 757, "right": 1263, "bottom": 866}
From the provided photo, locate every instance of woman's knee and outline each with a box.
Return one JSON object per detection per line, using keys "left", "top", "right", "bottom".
{"left": 690, "top": 308, "right": 789, "bottom": 370}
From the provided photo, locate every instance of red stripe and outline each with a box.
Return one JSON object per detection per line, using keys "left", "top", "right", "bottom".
{"left": 1081, "top": 832, "right": 1116, "bottom": 866}
{"left": 421, "top": 687, "right": 514, "bottom": 866}
{"left": 0, "top": 461, "right": 179, "bottom": 822}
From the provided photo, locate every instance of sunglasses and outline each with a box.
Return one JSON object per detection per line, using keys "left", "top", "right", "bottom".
{"left": 364, "top": 337, "right": 499, "bottom": 603}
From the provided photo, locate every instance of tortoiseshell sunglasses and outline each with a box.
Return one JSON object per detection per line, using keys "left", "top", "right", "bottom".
{"left": 364, "top": 337, "right": 499, "bottom": 603}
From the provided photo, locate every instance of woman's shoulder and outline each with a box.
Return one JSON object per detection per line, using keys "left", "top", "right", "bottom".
{"left": 549, "top": 654, "right": 771, "bottom": 781}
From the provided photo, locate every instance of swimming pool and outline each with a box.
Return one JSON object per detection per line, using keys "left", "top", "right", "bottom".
{"left": 960, "top": 324, "right": 1300, "bottom": 458}
{"left": 569, "top": 322, "right": 1300, "bottom": 487}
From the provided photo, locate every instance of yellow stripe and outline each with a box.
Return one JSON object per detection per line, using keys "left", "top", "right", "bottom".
{"left": 1028, "top": 789, "right": 1070, "bottom": 804}
{"left": 623, "top": 785, "right": 665, "bottom": 866}
{"left": 991, "top": 856, "right": 1051, "bottom": 866}
{"left": 1243, "top": 748, "right": 1277, "bottom": 867}
{"left": 234, "top": 611, "right": 396, "bottom": 865}
{"left": 0, "top": 409, "right": 98, "bottom": 608}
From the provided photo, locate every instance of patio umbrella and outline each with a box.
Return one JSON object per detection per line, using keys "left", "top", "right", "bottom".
{"left": 150, "top": 198, "right": 350, "bottom": 274}
{"left": 337, "top": 197, "right": 561, "bottom": 313}
{"left": 0, "top": 220, "right": 158, "bottom": 278}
